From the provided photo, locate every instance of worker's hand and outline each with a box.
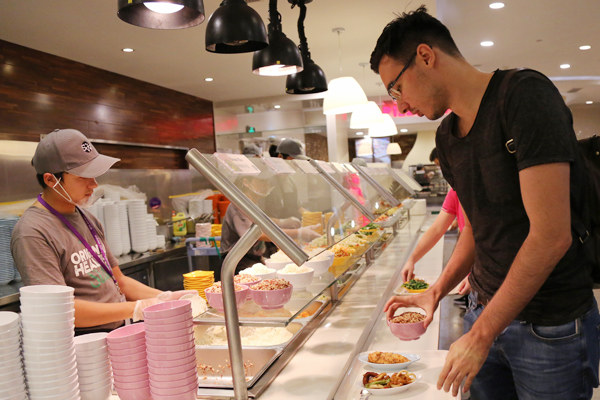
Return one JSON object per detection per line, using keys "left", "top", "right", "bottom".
{"left": 384, "top": 290, "right": 439, "bottom": 329}
{"left": 457, "top": 276, "right": 472, "bottom": 296}
{"left": 298, "top": 225, "right": 322, "bottom": 241}
{"left": 278, "top": 217, "right": 301, "bottom": 229}
{"left": 157, "top": 290, "right": 199, "bottom": 302}
{"left": 448, "top": 219, "right": 459, "bottom": 231}
{"left": 401, "top": 260, "right": 416, "bottom": 282}
{"left": 132, "top": 298, "right": 160, "bottom": 322}
{"left": 437, "top": 330, "right": 492, "bottom": 396}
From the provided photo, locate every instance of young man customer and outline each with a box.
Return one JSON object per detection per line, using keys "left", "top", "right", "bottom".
{"left": 11, "top": 129, "right": 193, "bottom": 334}
{"left": 370, "top": 6, "right": 598, "bottom": 400}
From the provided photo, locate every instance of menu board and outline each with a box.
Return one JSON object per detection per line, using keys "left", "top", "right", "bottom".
{"left": 262, "top": 157, "right": 296, "bottom": 175}
{"left": 292, "top": 159, "right": 319, "bottom": 174}
{"left": 316, "top": 160, "right": 336, "bottom": 174}
{"left": 213, "top": 153, "right": 261, "bottom": 175}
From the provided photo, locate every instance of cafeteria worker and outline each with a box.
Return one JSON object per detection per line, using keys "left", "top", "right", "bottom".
{"left": 11, "top": 129, "right": 193, "bottom": 335}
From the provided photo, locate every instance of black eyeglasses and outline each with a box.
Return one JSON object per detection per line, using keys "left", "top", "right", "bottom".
{"left": 387, "top": 53, "right": 417, "bottom": 101}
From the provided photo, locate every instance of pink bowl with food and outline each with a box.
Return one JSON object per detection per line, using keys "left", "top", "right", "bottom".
{"left": 142, "top": 300, "right": 191, "bottom": 320}
{"left": 235, "top": 275, "right": 262, "bottom": 300}
{"left": 249, "top": 283, "right": 293, "bottom": 310}
{"left": 387, "top": 311, "right": 427, "bottom": 341}
{"left": 204, "top": 285, "right": 248, "bottom": 312}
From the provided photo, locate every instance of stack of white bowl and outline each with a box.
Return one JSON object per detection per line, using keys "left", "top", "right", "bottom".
{"left": 126, "top": 200, "right": 149, "bottom": 254}
{"left": 0, "top": 217, "right": 18, "bottom": 285}
{"left": 0, "top": 312, "right": 26, "bottom": 400}
{"left": 156, "top": 235, "right": 166, "bottom": 249}
{"left": 20, "top": 285, "right": 80, "bottom": 400}
{"left": 74, "top": 333, "right": 112, "bottom": 400}
{"left": 118, "top": 202, "right": 131, "bottom": 255}
{"left": 146, "top": 215, "right": 157, "bottom": 251}
{"left": 103, "top": 202, "right": 123, "bottom": 256}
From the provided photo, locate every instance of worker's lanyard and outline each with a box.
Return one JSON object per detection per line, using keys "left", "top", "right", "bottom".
{"left": 37, "top": 194, "right": 123, "bottom": 296}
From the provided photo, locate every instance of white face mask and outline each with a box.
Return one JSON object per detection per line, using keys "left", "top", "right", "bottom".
{"left": 51, "top": 175, "right": 103, "bottom": 209}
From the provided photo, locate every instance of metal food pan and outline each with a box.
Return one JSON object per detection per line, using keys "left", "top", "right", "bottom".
{"left": 195, "top": 322, "right": 304, "bottom": 349}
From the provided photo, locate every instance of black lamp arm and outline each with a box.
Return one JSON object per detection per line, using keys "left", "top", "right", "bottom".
{"left": 291, "top": 0, "right": 311, "bottom": 60}
{"left": 269, "top": 0, "right": 283, "bottom": 31}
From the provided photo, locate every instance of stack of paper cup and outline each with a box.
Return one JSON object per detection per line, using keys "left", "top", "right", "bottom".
{"left": 118, "top": 202, "right": 131, "bottom": 255}
{"left": 19, "top": 285, "right": 80, "bottom": 400}
{"left": 195, "top": 223, "right": 211, "bottom": 247}
{"left": 156, "top": 235, "right": 166, "bottom": 249}
{"left": 146, "top": 215, "right": 158, "bottom": 251}
{"left": 0, "top": 312, "right": 26, "bottom": 400}
{"left": 104, "top": 202, "right": 123, "bottom": 256}
{"left": 127, "top": 200, "right": 149, "bottom": 254}
{"left": 107, "top": 324, "right": 151, "bottom": 400}
{"left": 144, "top": 301, "right": 198, "bottom": 400}
{"left": 75, "top": 333, "right": 112, "bottom": 400}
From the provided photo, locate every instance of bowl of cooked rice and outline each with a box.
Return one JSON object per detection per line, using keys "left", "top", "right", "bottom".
{"left": 387, "top": 311, "right": 426, "bottom": 341}
{"left": 240, "top": 263, "right": 277, "bottom": 280}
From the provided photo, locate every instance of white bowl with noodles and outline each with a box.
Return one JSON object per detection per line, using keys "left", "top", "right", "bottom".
{"left": 355, "top": 372, "right": 421, "bottom": 396}
{"left": 357, "top": 351, "right": 420, "bottom": 371}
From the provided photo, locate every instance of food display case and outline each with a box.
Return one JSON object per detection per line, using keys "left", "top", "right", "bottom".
{"left": 184, "top": 151, "right": 416, "bottom": 399}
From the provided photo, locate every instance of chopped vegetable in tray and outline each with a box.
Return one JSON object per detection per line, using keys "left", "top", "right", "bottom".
{"left": 402, "top": 279, "right": 429, "bottom": 291}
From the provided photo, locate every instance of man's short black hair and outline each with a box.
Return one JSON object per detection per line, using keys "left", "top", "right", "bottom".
{"left": 36, "top": 172, "right": 63, "bottom": 189}
{"left": 269, "top": 144, "right": 279, "bottom": 158}
{"left": 429, "top": 148, "right": 438, "bottom": 163}
{"left": 370, "top": 5, "right": 462, "bottom": 74}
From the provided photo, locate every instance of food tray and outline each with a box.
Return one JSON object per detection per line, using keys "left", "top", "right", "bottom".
{"left": 194, "top": 322, "right": 304, "bottom": 350}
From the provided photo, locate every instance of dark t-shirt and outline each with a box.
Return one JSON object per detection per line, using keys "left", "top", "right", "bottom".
{"left": 437, "top": 69, "right": 593, "bottom": 325}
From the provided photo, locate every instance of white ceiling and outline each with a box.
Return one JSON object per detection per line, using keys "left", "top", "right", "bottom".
{"left": 0, "top": 0, "right": 598, "bottom": 108}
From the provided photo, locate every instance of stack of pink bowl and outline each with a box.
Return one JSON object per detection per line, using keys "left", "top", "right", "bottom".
{"left": 74, "top": 333, "right": 112, "bottom": 400}
{"left": 143, "top": 300, "right": 198, "bottom": 400}
{"left": 106, "top": 323, "right": 151, "bottom": 400}
{"left": 19, "top": 285, "right": 81, "bottom": 400}
{"left": 0, "top": 312, "right": 26, "bottom": 400}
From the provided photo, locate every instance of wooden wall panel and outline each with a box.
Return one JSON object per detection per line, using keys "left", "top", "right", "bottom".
{"left": 305, "top": 133, "right": 329, "bottom": 161}
{"left": 0, "top": 39, "right": 215, "bottom": 168}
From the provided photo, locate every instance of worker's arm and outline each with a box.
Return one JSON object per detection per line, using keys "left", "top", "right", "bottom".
{"left": 74, "top": 299, "right": 135, "bottom": 328}
{"left": 113, "top": 266, "right": 162, "bottom": 301}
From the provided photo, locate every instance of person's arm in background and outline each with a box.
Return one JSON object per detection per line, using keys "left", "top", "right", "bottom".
{"left": 401, "top": 210, "right": 457, "bottom": 281}
{"left": 74, "top": 299, "right": 136, "bottom": 328}
{"left": 112, "top": 266, "right": 161, "bottom": 301}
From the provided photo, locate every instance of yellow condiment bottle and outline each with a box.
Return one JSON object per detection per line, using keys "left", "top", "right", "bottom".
{"left": 172, "top": 212, "right": 187, "bottom": 237}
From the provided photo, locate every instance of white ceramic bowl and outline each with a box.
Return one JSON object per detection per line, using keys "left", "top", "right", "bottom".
{"left": 0, "top": 367, "right": 24, "bottom": 383}
{"left": 0, "top": 334, "right": 20, "bottom": 349}
{"left": 21, "top": 309, "right": 75, "bottom": 323}
{"left": 264, "top": 259, "right": 291, "bottom": 271}
{"left": 77, "top": 359, "right": 112, "bottom": 372}
{"left": 0, "top": 382, "right": 26, "bottom": 398}
{"left": 1, "top": 391, "right": 26, "bottom": 400}
{"left": 0, "top": 341, "right": 20, "bottom": 357}
{"left": 22, "top": 333, "right": 74, "bottom": 347}
{"left": 23, "top": 341, "right": 73, "bottom": 355}
{"left": 21, "top": 317, "right": 75, "bottom": 332}
{"left": 78, "top": 370, "right": 112, "bottom": 386}
{"left": 248, "top": 269, "right": 277, "bottom": 280}
{"left": 25, "top": 364, "right": 77, "bottom": 384}
{"left": 74, "top": 333, "right": 108, "bottom": 351}
{"left": 76, "top": 363, "right": 111, "bottom": 378}
{"left": 19, "top": 296, "right": 74, "bottom": 307}
{"left": 19, "top": 285, "right": 74, "bottom": 298}
{"left": 79, "top": 382, "right": 112, "bottom": 400}
{"left": 0, "top": 312, "right": 20, "bottom": 330}
{"left": 305, "top": 257, "right": 334, "bottom": 275}
{"left": 27, "top": 373, "right": 79, "bottom": 397}
{"left": 26, "top": 368, "right": 78, "bottom": 391}
{"left": 20, "top": 302, "right": 74, "bottom": 315}
{"left": 1, "top": 347, "right": 20, "bottom": 361}
{"left": 22, "top": 327, "right": 74, "bottom": 341}
{"left": 75, "top": 345, "right": 109, "bottom": 360}
{"left": 75, "top": 352, "right": 109, "bottom": 366}
{"left": 23, "top": 353, "right": 77, "bottom": 371}
{"left": 0, "top": 326, "right": 20, "bottom": 341}
{"left": 0, "top": 354, "right": 22, "bottom": 371}
{"left": 277, "top": 268, "right": 314, "bottom": 290}
{"left": 23, "top": 347, "right": 75, "bottom": 363}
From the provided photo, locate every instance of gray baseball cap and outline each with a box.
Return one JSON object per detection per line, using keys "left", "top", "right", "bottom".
{"left": 276, "top": 138, "right": 310, "bottom": 160}
{"left": 32, "top": 129, "right": 120, "bottom": 178}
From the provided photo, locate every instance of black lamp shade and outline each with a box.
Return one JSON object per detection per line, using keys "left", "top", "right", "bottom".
{"left": 286, "top": 58, "right": 327, "bottom": 94}
{"left": 117, "top": 0, "right": 205, "bottom": 29}
{"left": 252, "top": 30, "right": 303, "bottom": 76}
{"left": 205, "top": 0, "right": 268, "bottom": 54}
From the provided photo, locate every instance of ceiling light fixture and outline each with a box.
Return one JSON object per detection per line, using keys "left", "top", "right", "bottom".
{"left": 117, "top": 0, "right": 205, "bottom": 29}
{"left": 274, "top": 104, "right": 281, "bottom": 109}
{"left": 369, "top": 114, "right": 398, "bottom": 137}
{"left": 350, "top": 101, "right": 385, "bottom": 129}
{"left": 489, "top": 3, "right": 505, "bottom": 9}
{"left": 356, "top": 132, "right": 364, "bottom": 136}
{"left": 205, "top": 0, "right": 268, "bottom": 53}
{"left": 586, "top": 101, "right": 594, "bottom": 104}
{"left": 386, "top": 142, "right": 402, "bottom": 155}
{"left": 323, "top": 28, "right": 368, "bottom": 115}
{"left": 122, "top": 48, "right": 135, "bottom": 52}
{"left": 204, "top": 77, "right": 213, "bottom": 82}
{"left": 286, "top": 0, "right": 327, "bottom": 94}
{"left": 560, "top": 64, "right": 571, "bottom": 69}
{"left": 480, "top": 41, "right": 494, "bottom": 47}
{"left": 400, "top": 128, "right": 408, "bottom": 133}
{"left": 252, "top": 0, "right": 303, "bottom": 76}
{"left": 580, "top": 45, "right": 591, "bottom": 50}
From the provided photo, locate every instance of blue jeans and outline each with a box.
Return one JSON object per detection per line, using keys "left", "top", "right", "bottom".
{"left": 464, "top": 292, "right": 600, "bottom": 400}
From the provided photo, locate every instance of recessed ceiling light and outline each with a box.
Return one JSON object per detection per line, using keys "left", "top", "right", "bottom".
{"left": 560, "top": 64, "right": 571, "bottom": 69}
{"left": 356, "top": 131, "right": 364, "bottom": 136}
{"left": 580, "top": 45, "right": 591, "bottom": 50}
{"left": 274, "top": 105, "right": 281, "bottom": 109}
{"left": 400, "top": 128, "right": 408, "bottom": 133}
{"left": 489, "top": 3, "right": 505, "bottom": 9}
{"left": 480, "top": 41, "right": 494, "bottom": 47}
{"left": 586, "top": 101, "right": 594, "bottom": 104}
{"left": 122, "top": 48, "right": 134, "bottom": 53}
{"left": 204, "top": 78, "right": 213, "bottom": 82}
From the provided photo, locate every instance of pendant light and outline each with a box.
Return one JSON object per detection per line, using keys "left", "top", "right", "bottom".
{"left": 386, "top": 142, "right": 402, "bottom": 155}
{"left": 350, "top": 64, "right": 384, "bottom": 128}
{"left": 252, "top": 0, "right": 303, "bottom": 76}
{"left": 205, "top": 0, "right": 268, "bottom": 54}
{"left": 323, "top": 28, "right": 368, "bottom": 115}
{"left": 117, "top": 0, "right": 205, "bottom": 29}
{"left": 369, "top": 114, "right": 398, "bottom": 137}
{"left": 285, "top": 0, "right": 327, "bottom": 94}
